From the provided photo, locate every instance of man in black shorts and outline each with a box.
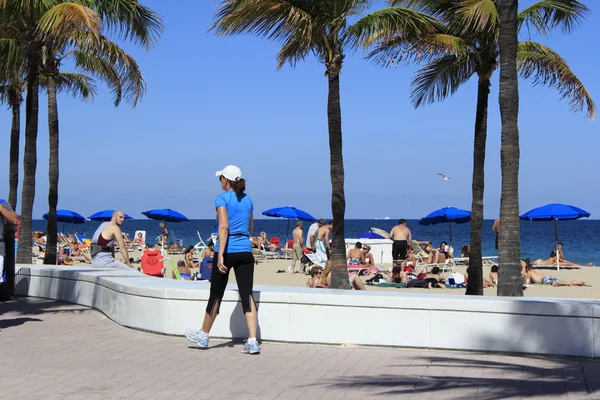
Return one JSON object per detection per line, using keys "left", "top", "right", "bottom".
{"left": 389, "top": 219, "right": 412, "bottom": 263}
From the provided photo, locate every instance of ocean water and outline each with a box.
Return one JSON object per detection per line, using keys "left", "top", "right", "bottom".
{"left": 31, "top": 219, "right": 599, "bottom": 265}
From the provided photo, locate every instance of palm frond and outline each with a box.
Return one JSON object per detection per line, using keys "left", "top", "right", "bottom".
{"left": 52, "top": 72, "right": 97, "bottom": 100}
{"left": 70, "top": 35, "right": 145, "bottom": 107}
{"left": 518, "top": 41, "right": 595, "bottom": 120}
{"left": 82, "top": 0, "right": 164, "bottom": 49}
{"left": 36, "top": 2, "right": 101, "bottom": 41}
{"left": 347, "top": 7, "right": 439, "bottom": 49}
{"left": 275, "top": 35, "right": 313, "bottom": 69}
{"left": 368, "top": 32, "right": 471, "bottom": 68}
{"left": 410, "top": 53, "right": 477, "bottom": 107}
{"left": 518, "top": 0, "right": 589, "bottom": 36}
{"left": 213, "top": 0, "right": 316, "bottom": 45}
{"left": 455, "top": 0, "right": 499, "bottom": 33}
{"left": 388, "top": 0, "right": 458, "bottom": 23}
{"left": 0, "top": 38, "right": 24, "bottom": 74}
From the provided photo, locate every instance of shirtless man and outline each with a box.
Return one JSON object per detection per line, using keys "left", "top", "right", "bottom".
{"left": 307, "top": 219, "right": 324, "bottom": 252}
{"left": 492, "top": 218, "right": 500, "bottom": 250}
{"left": 90, "top": 210, "right": 135, "bottom": 270}
{"left": 315, "top": 221, "right": 332, "bottom": 262}
{"left": 291, "top": 221, "right": 305, "bottom": 274}
{"left": 524, "top": 263, "right": 589, "bottom": 287}
{"left": 389, "top": 219, "right": 411, "bottom": 263}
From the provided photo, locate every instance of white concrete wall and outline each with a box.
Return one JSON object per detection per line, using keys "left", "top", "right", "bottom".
{"left": 14, "top": 264, "right": 600, "bottom": 358}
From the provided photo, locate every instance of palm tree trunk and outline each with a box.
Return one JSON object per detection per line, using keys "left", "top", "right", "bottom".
{"left": 16, "top": 62, "right": 40, "bottom": 265}
{"left": 327, "top": 57, "right": 350, "bottom": 290}
{"left": 465, "top": 76, "right": 490, "bottom": 296}
{"left": 44, "top": 78, "right": 59, "bottom": 264}
{"left": 8, "top": 99, "right": 21, "bottom": 208}
{"left": 497, "top": 0, "right": 523, "bottom": 297}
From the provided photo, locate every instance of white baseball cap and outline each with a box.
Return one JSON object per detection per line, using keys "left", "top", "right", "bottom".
{"left": 215, "top": 165, "right": 242, "bottom": 182}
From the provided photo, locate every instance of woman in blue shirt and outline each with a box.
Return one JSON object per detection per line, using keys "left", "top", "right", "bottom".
{"left": 186, "top": 165, "right": 260, "bottom": 354}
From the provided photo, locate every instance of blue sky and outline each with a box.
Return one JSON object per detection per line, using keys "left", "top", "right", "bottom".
{"left": 1, "top": 0, "right": 598, "bottom": 220}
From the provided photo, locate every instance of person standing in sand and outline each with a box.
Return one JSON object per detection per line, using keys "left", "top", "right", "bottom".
{"left": 291, "top": 221, "right": 305, "bottom": 274}
{"left": 389, "top": 219, "right": 411, "bottom": 263}
{"left": 90, "top": 210, "right": 135, "bottom": 270}
{"left": 315, "top": 221, "right": 332, "bottom": 262}
{"left": 307, "top": 219, "right": 324, "bottom": 252}
{"left": 492, "top": 218, "right": 500, "bottom": 250}
{"left": 186, "top": 165, "right": 260, "bottom": 355}
{"left": 0, "top": 199, "right": 19, "bottom": 285}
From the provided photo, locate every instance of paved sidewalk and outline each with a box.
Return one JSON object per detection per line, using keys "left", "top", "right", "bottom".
{"left": 1, "top": 298, "right": 599, "bottom": 400}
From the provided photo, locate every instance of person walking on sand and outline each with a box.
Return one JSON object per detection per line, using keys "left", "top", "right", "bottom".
{"left": 186, "top": 165, "right": 260, "bottom": 354}
{"left": 291, "top": 221, "right": 305, "bottom": 274}
{"left": 0, "top": 199, "right": 19, "bottom": 285}
{"left": 315, "top": 221, "right": 332, "bottom": 262}
{"left": 492, "top": 218, "right": 500, "bottom": 250}
{"left": 389, "top": 219, "right": 411, "bottom": 263}
{"left": 90, "top": 210, "right": 136, "bottom": 270}
{"left": 307, "top": 219, "right": 324, "bottom": 252}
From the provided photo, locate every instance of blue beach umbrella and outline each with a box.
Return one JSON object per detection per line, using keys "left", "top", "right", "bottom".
{"left": 88, "top": 210, "right": 133, "bottom": 221}
{"left": 520, "top": 203, "right": 591, "bottom": 269}
{"left": 356, "top": 231, "right": 385, "bottom": 239}
{"left": 142, "top": 208, "right": 189, "bottom": 222}
{"left": 262, "top": 206, "right": 317, "bottom": 246}
{"left": 262, "top": 206, "right": 316, "bottom": 221}
{"left": 419, "top": 207, "right": 471, "bottom": 247}
{"left": 43, "top": 209, "right": 86, "bottom": 232}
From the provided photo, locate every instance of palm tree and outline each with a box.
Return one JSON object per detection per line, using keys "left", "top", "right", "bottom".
{"left": 0, "top": 0, "right": 162, "bottom": 265}
{"left": 0, "top": 69, "right": 26, "bottom": 209}
{"left": 497, "top": 0, "right": 521, "bottom": 296}
{"left": 212, "top": 0, "right": 436, "bottom": 288}
{"left": 42, "top": 33, "right": 148, "bottom": 264}
{"left": 367, "top": 0, "right": 595, "bottom": 294}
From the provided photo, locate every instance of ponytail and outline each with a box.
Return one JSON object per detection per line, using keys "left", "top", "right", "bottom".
{"left": 231, "top": 178, "right": 246, "bottom": 201}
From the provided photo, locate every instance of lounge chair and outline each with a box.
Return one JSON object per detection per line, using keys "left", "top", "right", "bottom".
{"left": 132, "top": 230, "right": 147, "bottom": 250}
{"left": 261, "top": 245, "right": 280, "bottom": 259}
{"left": 417, "top": 257, "right": 456, "bottom": 274}
{"left": 302, "top": 249, "right": 326, "bottom": 270}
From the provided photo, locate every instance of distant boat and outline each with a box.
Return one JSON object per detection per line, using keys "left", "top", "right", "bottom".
{"left": 374, "top": 216, "right": 391, "bottom": 220}
{"left": 384, "top": 216, "right": 390, "bottom": 220}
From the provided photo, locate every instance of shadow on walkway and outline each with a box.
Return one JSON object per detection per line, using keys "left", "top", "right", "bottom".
{"left": 320, "top": 354, "right": 600, "bottom": 399}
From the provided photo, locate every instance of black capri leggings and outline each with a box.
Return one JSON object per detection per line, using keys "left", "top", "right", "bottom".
{"left": 206, "top": 252, "right": 255, "bottom": 315}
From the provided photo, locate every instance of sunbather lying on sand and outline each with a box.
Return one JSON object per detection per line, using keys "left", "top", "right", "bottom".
{"left": 533, "top": 251, "right": 579, "bottom": 267}
{"left": 525, "top": 263, "right": 590, "bottom": 287}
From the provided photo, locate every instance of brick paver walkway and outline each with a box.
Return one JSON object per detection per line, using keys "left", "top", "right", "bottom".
{"left": 1, "top": 298, "right": 599, "bottom": 399}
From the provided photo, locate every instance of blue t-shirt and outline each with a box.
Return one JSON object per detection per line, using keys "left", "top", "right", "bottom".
{"left": 214, "top": 190, "right": 253, "bottom": 253}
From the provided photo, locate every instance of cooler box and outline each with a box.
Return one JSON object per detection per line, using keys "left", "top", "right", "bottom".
{"left": 141, "top": 250, "right": 164, "bottom": 277}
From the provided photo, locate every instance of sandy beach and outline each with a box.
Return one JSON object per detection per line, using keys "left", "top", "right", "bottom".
{"left": 59, "top": 251, "right": 600, "bottom": 300}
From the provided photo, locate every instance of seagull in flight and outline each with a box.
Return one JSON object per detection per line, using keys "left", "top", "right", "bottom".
{"left": 438, "top": 173, "right": 451, "bottom": 181}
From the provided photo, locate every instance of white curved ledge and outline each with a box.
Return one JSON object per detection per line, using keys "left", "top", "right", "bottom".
{"left": 14, "top": 264, "right": 600, "bottom": 358}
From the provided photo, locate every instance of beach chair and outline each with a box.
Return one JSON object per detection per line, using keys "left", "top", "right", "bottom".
{"left": 302, "top": 248, "right": 326, "bottom": 269}
{"left": 417, "top": 257, "right": 456, "bottom": 274}
{"left": 141, "top": 249, "right": 164, "bottom": 277}
{"left": 261, "top": 245, "right": 280, "bottom": 259}
{"left": 194, "top": 231, "right": 217, "bottom": 257}
{"left": 280, "top": 240, "right": 294, "bottom": 260}
{"left": 347, "top": 264, "right": 369, "bottom": 274}
{"left": 132, "top": 230, "right": 147, "bottom": 250}
{"left": 411, "top": 240, "right": 430, "bottom": 263}
{"left": 269, "top": 237, "right": 280, "bottom": 249}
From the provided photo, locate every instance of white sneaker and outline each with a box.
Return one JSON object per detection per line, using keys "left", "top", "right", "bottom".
{"left": 186, "top": 328, "right": 209, "bottom": 348}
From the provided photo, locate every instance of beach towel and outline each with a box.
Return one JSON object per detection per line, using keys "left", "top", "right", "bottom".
{"left": 367, "top": 282, "right": 407, "bottom": 288}
{"left": 315, "top": 240, "right": 328, "bottom": 263}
